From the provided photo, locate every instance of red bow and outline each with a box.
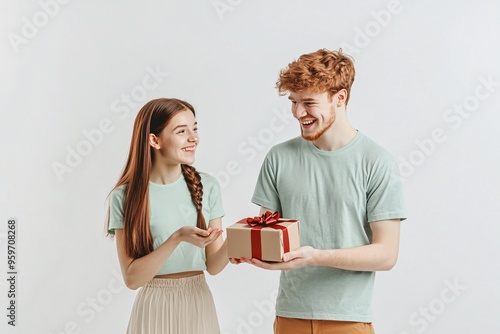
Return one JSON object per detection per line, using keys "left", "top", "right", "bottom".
{"left": 246, "top": 211, "right": 281, "bottom": 227}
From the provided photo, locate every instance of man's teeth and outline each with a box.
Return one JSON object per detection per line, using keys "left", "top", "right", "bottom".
{"left": 302, "top": 120, "right": 315, "bottom": 125}
{"left": 182, "top": 147, "right": 195, "bottom": 152}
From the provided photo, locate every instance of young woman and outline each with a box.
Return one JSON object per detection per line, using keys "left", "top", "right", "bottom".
{"left": 106, "top": 98, "right": 228, "bottom": 334}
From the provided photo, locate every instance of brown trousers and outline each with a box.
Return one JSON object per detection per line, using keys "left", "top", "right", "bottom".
{"left": 274, "top": 316, "right": 375, "bottom": 334}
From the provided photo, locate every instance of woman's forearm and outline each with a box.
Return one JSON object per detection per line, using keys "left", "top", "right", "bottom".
{"left": 206, "top": 239, "right": 229, "bottom": 275}
{"left": 119, "top": 231, "right": 181, "bottom": 290}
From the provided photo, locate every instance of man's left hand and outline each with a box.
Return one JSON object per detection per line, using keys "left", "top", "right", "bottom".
{"left": 241, "top": 246, "right": 316, "bottom": 270}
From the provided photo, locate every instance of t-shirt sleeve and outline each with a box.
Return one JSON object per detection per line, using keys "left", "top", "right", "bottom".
{"left": 366, "top": 155, "right": 407, "bottom": 223}
{"left": 251, "top": 152, "right": 282, "bottom": 213}
{"left": 108, "top": 187, "right": 126, "bottom": 234}
{"left": 207, "top": 176, "right": 225, "bottom": 220}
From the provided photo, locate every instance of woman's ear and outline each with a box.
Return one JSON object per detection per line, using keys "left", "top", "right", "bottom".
{"left": 148, "top": 133, "right": 161, "bottom": 149}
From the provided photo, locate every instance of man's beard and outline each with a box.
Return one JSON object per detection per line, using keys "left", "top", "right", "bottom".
{"left": 301, "top": 107, "right": 336, "bottom": 141}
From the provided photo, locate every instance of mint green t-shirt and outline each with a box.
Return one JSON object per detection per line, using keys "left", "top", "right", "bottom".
{"left": 252, "top": 132, "right": 406, "bottom": 322}
{"left": 108, "top": 173, "right": 224, "bottom": 275}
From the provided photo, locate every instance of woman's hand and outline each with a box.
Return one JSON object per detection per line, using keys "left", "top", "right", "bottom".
{"left": 173, "top": 226, "right": 222, "bottom": 248}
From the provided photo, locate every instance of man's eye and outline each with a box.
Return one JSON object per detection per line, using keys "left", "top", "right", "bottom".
{"left": 177, "top": 130, "right": 185, "bottom": 134}
{"left": 193, "top": 127, "right": 198, "bottom": 132}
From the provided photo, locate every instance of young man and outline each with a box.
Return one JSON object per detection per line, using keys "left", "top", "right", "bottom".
{"left": 245, "top": 49, "right": 407, "bottom": 334}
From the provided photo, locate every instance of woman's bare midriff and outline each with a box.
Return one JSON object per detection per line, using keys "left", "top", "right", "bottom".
{"left": 154, "top": 270, "right": 203, "bottom": 279}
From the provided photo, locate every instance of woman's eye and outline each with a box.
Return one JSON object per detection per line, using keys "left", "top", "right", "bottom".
{"left": 193, "top": 127, "right": 198, "bottom": 132}
{"left": 177, "top": 130, "right": 185, "bottom": 134}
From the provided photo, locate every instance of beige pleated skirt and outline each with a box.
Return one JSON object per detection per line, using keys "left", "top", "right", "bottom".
{"left": 126, "top": 274, "right": 220, "bottom": 334}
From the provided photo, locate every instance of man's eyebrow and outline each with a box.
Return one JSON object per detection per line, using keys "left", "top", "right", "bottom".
{"left": 288, "top": 96, "right": 317, "bottom": 101}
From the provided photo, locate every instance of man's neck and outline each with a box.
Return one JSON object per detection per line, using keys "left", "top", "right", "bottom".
{"left": 312, "top": 121, "right": 357, "bottom": 151}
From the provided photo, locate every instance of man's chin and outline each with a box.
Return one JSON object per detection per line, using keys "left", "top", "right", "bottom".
{"left": 301, "top": 129, "right": 322, "bottom": 141}
{"left": 301, "top": 134, "right": 315, "bottom": 141}
{"left": 300, "top": 117, "right": 335, "bottom": 141}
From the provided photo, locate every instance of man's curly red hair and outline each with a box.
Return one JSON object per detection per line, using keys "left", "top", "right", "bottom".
{"left": 276, "top": 49, "right": 356, "bottom": 105}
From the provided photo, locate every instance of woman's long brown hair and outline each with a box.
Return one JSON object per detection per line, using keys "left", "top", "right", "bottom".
{"left": 106, "top": 98, "right": 206, "bottom": 259}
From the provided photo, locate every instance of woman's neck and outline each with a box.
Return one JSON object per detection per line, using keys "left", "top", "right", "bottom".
{"left": 150, "top": 162, "right": 182, "bottom": 185}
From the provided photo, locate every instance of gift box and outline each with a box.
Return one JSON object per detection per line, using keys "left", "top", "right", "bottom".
{"left": 226, "top": 212, "right": 300, "bottom": 262}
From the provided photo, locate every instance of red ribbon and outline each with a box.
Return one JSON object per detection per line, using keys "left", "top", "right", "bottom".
{"left": 246, "top": 211, "right": 281, "bottom": 227}
{"left": 237, "top": 212, "right": 294, "bottom": 260}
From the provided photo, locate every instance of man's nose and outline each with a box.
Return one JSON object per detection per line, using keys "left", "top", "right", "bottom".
{"left": 292, "top": 104, "right": 307, "bottom": 119}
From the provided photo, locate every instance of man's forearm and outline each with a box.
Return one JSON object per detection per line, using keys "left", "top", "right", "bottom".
{"left": 311, "top": 243, "right": 398, "bottom": 271}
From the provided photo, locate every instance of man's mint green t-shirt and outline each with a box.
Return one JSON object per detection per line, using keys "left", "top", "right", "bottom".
{"left": 108, "top": 173, "right": 224, "bottom": 275}
{"left": 252, "top": 132, "right": 406, "bottom": 322}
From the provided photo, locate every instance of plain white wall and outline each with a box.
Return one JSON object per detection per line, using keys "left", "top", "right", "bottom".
{"left": 1, "top": 0, "right": 499, "bottom": 333}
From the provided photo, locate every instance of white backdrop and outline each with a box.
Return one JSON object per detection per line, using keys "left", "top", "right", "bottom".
{"left": 1, "top": 0, "right": 500, "bottom": 333}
